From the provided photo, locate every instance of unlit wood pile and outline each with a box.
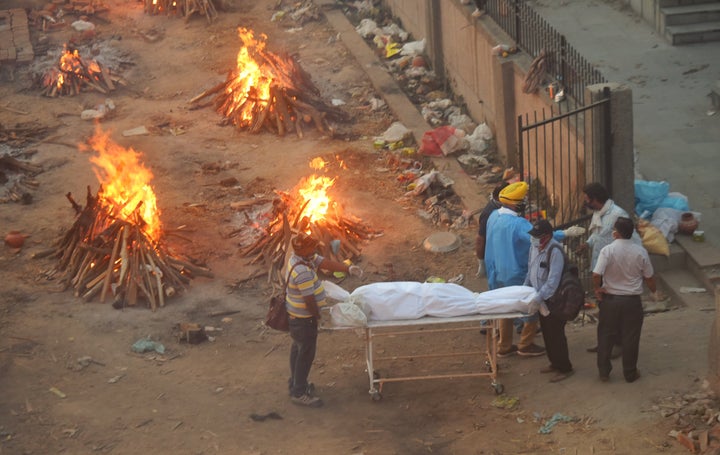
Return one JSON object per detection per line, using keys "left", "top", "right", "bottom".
{"left": 53, "top": 186, "right": 213, "bottom": 310}
{"left": 190, "top": 52, "right": 349, "bottom": 137}
{"left": 239, "top": 195, "right": 382, "bottom": 289}
{"left": 144, "top": 0, "right": 218, "bottom": 23}
{"left": 40, "top": 48, "right": 126, "bottom": 97}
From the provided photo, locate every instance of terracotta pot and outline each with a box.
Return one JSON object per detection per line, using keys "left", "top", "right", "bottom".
{"left": 5, "top": 231, "right": 25, "bottom": 248}
{"left": 678, "top": 212, "right": 699, "bottom": 235}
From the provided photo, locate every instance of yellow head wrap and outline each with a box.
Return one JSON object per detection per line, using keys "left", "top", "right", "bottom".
{"left": 498, "top": 181, "right": 529, "bottom": 206}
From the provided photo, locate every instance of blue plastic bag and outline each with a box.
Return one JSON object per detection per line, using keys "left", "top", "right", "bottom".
{"left": 635, "top": 180, "right": 669, "bottom": 218}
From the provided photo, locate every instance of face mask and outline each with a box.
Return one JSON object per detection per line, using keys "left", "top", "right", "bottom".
{"left": 530, "top": 237, "right": 541, "bottom": 248}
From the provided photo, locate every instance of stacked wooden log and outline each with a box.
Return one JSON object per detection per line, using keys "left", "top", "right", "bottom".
{"left": 52, "top": 186, "right": 213, "bottom": 310}
{"left": 143, "top": 0, "right": 218, "bottom": 23}
{"left": 40, "top": 46, "right": 126, "bottom": 97}
{"left": 190, "top": 50, "right": 349, "bottom": 137}
{"left": 239, "top": 193, "right": 382, "bottom": 290}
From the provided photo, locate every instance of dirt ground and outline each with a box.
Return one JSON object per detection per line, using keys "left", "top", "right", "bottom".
{"left": 0, "top": 1, "right": 718, "bottom": 454}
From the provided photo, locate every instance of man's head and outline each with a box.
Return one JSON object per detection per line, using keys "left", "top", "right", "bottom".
{"left": 528, "top": 219, "right": 553, "bottom": 248}
{"left": 291, "top": 232, "right": 318, "bottom": 257}
{"left": 613, "top": 217, "right": 634, "bottom": 239}
{"left": 491, "top": 181, "right": 510, "bottom": 202}
{"left": 498, "top": 181, "right": 529, "bottom": 210}
{"left": 529, "top": 219, "right": 553, "bottom": 238}
{"left": 583, "top": 182, "right": 610, "bottom": 211}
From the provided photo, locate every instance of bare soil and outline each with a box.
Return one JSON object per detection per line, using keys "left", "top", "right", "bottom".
{"left": 0, "top": 1, "right": 716, "bottom": 454}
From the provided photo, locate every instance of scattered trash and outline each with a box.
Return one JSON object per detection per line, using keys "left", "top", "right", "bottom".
{"left": 175, "top": 322, "right": 208, "bottom": 344}
{"left": 538, "top": 413, "right": 576, "bottom": 434}
{"left": 491, "top": 44, "right": 517, "bottom": 57}
{"left": 680, "top": 287, "right": 707, "bottom": 294}
{"left": 419, "top": 126, "right": 466, "bottom": 156}
{"left": 49, "top": 387, "right": 67, "bottom": 399}
{"left": 491, "top": 395, "right": 519, "bottom": 409}
{"left": 131, "top": 338, "right": 165, "bottom": 354}
{"left": 249, "top": 412, "right": 283, "bottom": 422}
{"left": 108, "top": 374, "right": 124, "bottom": 384}
{"left": 122, "top": 126, "right": 150, "bottom": 137}
{"left": 4, "top": 230, "right": 26, "bottom": 248}
{"left": 380, "top": 122, "right": 411, "bottom": 143}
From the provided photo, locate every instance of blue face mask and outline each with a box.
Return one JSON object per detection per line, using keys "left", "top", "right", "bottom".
{"left": 530, "top": 237, "right": 541, "bottom": 248}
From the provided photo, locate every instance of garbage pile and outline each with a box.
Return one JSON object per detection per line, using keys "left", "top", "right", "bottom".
{"left": 653, "top": 383, "right": 720, "bottom": 453}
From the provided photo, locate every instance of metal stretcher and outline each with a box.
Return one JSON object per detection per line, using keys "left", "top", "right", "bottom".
{"left": 330, "top": 311, "right": 526, "bottom": 401}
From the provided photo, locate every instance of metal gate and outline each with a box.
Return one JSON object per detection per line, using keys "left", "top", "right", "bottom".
{"left": 518, "top": 90, "right": 611, "bottom": 279}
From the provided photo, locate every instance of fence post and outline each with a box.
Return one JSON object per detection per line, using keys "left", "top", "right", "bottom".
{"left": 585, "top": 82, "right": 634, "bottom": 212}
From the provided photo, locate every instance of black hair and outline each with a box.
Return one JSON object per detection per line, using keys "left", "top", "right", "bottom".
{"left": 492, "top": 182, "right": 510, "bottom": 201}
{"left": 583, "top": 182, "right": 609, "bottom": 204}
{"left": 614, "top": 217, "right": 634, "bottom": 239}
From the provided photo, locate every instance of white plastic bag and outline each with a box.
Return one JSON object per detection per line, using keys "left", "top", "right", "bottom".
{"left": 400, "top": 38, "right": 426, "bottom": 56}
{"left": 329, "top": 302, "right": 368, "bottom": 327}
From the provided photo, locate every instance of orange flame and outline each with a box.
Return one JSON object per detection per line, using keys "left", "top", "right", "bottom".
{"left": 309, "top": 157, "right": 326, "bottom": 170}
{"left": 56, "top": 45, "right": 101, "bottom": 90}
{"left": 222, "top": 28, "right": 274, "bottom": 126}
{"left": 84, "top": 127, "right": 162, "bottom": 242}
{"left": 296, "top": 175, "right": 336, "bottom": 223}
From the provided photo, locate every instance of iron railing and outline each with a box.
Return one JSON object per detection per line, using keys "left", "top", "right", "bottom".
{"left": 484, "top": 0, "right": 607, "bottom": 104}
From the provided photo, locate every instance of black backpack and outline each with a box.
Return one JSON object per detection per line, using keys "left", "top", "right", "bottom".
{"left": 546, "top": 244, "right": 585, "bottom": 321}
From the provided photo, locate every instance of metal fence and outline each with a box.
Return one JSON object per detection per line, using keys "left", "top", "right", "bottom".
{"left": 485, "top": 0, "right": 607, "bottom": 104}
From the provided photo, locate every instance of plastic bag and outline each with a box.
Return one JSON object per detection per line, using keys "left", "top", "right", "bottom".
{"left": 355, "top": 18, "right": 378, "bottom": 38}
{"left": 380, "top": 122, "right": 411, "bottom": 143}
{"left": 419, "top": 126, "right": 465, "bottom": 156}
{"left": 650, "top": 207, "right": 683, "bottom": 243}
{"left": 329, "top": 302, "right": 368, "bottom": 327}
{"left": 658, "top": 192, "right": 690, "bottom": 212}
{"left": 400, "top": 38, "right": 425, "bottom": 56}
{"left": 635, "top": 180, "right": 669, "bottom": 218}
{"left": 637, "top": 219, "right": 670, "bottom": 256}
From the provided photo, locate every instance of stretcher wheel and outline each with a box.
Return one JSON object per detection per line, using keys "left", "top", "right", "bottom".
{"left": 492, "top": 383, "right": 504, "bottom": 395}
{"left": 371, "top": 391, "right": 383, "bottom": 402}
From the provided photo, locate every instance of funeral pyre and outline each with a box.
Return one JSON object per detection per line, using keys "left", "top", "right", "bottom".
{"left": 40, "top": 44, "right": 126, "bottom": 97}
{"left": 238, "top": 158, "right": 382, "bottom": 288}
{"left": 190, "top": 28, "right": 349, "bottom": 137}
{"left": 52, "top": 127, "right": 211, "bottom": 309}
{"left": 143, "top": 0, "right": 218, "bottom": 23}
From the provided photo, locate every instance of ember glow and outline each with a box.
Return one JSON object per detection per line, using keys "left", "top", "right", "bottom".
{"left": 295, "top": 175, "right": 336, "bottom": 223}
{"left": 84, "top": 127, "right": 162, "bottom": 242}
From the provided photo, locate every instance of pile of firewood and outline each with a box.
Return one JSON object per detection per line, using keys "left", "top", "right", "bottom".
{"left": 239, "top": 195, "right": 381, "bottom": 289}
{"left": 52, "top": 186, "right": 213, "bottom": 310}
{"left": 144, "top": 0, "right": 218, "bottom": 23}
{"left": 190, "top": 50, "right": 349, "bottom": 137}
{"left": 40, "top": 47, "right": 126, "bottom": 97}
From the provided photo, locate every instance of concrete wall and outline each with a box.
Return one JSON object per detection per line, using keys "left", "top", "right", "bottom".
{"left": 384, "top": 1, "right": 584, "bottom": 171}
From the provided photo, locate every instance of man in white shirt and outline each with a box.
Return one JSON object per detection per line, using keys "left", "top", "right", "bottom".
{"left": 592, "top": 217, "right": 658, "bottom": 383}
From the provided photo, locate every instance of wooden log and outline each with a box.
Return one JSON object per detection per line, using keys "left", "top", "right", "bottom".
{"left": 100, "top": 225, "right": 123, "bottom": 303}
{"left": 190, "top": 79, "right": 226, "bottom": 104}
{"left": 166, "top": 257, "right": 214, "bottom": 278}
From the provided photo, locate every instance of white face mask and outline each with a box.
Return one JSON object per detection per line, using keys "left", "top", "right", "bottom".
{"left": 530, "top": 237, "right": 541, "bottom": 248}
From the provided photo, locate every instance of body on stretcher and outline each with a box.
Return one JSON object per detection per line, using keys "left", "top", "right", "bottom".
{"left": 322, "top": 282, "right": 539, "bottom": 401}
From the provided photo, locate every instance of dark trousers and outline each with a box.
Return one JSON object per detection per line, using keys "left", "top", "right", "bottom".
{"left": 289, "top": 317, "right": 318, "bottom": 397}
{"left": 597, "top": 294, "right": 643, "bottom": 380}
{"left": 539, "top": 312, "right": 572, "bottom": 373}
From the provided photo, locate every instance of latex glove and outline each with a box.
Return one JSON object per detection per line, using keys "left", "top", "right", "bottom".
{"left": 476, "top": 259, "right": 486, "bottom": 277}
{"left": 563, "top": 225, "right": 586, "bottom": 238}
{"left": 348, "top": 265, "right": 364, "bottom": 278}
{"left": 528, "top": 295, "right": 542, "bottom": 314}
{"left": 539, "top": 301, "right": 550, "bottom": 317}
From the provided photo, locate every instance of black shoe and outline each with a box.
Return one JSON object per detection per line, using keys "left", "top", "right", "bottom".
{"left": 517, "top": 344, "right": 545, "bottom": 357}
{"left": 625, "top": 370, "right": 641, "bottom": 383}
{"left": 497, "top": 345, "right": 518, "bottom": 357}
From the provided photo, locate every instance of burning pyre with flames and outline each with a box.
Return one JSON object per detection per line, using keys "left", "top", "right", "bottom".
{"left": 191, "top": 27, "right": 349, "bottom": 137}
{"left": 40, "top": 44, "right": 126, "bottom": 97}
{"left": 52, "top": 127, "right": 211, "bottom": 310}
{"left": 240, "top": 157, "right": 381, "bottom": 288}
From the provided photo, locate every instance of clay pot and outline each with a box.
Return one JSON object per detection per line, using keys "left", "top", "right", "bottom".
{"left": 5, "top": 231, "right": 25, "bottom": 248}
{"left": 678, "top": 212, "right": 699, "bottom": 235}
